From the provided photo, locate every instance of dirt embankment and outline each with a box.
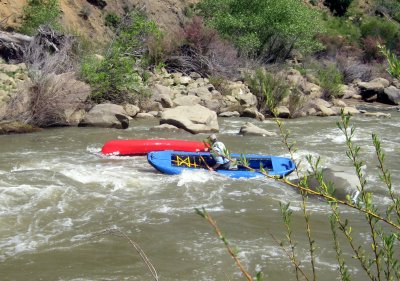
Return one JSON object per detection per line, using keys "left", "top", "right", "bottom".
{"left": 0, "top": 0, "right": 199, "bottom": 41}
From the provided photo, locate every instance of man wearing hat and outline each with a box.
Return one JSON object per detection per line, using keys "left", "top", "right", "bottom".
{"left": 207, "top": 134, "right": 231, "bottom": 171}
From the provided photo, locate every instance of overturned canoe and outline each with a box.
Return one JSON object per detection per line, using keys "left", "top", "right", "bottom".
{"left": 147, "top": 150, "right": 295, "bottom": 179}
{"left": 101, "top": 139, "right": 208, "bottom": 156}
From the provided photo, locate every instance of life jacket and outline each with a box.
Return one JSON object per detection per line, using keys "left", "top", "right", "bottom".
{"left": 211, "top": 141, "right": 230, "bottom": 164}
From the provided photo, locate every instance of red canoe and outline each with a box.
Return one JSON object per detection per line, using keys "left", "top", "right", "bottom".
{"left": 101, "top": 139, "right": 209, "bottom": 156}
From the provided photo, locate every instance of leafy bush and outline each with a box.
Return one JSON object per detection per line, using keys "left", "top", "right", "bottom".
{"left": 317, "top": 63, "right": 344, "bottom": 99}
{"left": 322, "top": 14, "right": 361, "bottom": 44}
{"left": 197, "top": 0, "right": 324, "bottom": 62}
{"left": 360, "top": 17, "right": 400, "bottom": 50}
{"left": 182, "top": 16, "right": 217, "bottom": 55}
{"left": 161, "top": 16, "right": 241, "bottom": 78}
{"left": 19, "top": 0, "right": 61, "bottom": 35}
{"left": 80, "top": 11, "right": 160, "bottom": 103}
{"left": 323, "top": 0, "right": 354, "bottom": 16}
{"left": 362, "top": 36, "right": 385, "bottom": 62}
{"left": 105, "top": 12, "right": 121, "bottom": 29}
{"left": 375, "top": 0, "right": 400, "bottom": 23}
{"left": 379, "top": 44, "right": 400, "bottom": 79}
{"left": 244, "top": 68, "right": 290, "bottom": 114}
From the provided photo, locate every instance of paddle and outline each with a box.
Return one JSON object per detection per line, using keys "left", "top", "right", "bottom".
{"left": 196, "top": 149, "right": 213, "bottom": 171}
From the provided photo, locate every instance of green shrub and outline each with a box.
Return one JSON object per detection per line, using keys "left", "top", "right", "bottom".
{"left": 105, "top": 12, "right": 121, "bottom": 29}
{"left": 323, "top": 0, "right": 354, "bottom": 16}
{"left": 322, "top": 15, "right": 361, "bottom": 44}
{"left": 197, "top": 0, "right": 324, "bottom": 62}
{"left": 317, "top": 63, "right": 344, "bottom": 99}
{"left": 362, "top": 36, "right": 385, "bottom": 62}
{"left": 19, "top": 0, "right": 61, "bottom": 35}
{"left": 80, "top": 11, "right": 161, "bottom": 103}
{"left": 379, "top": 44, "right": 400, "bottom": 79}
{"left": 360, "top": 17, "right": 400, "bottom": 50}
{"left": 245, "top": 68, "right": 290, "bottom": 114}
{"left": 375, "top": 0, "right": 400, "bottom": 23}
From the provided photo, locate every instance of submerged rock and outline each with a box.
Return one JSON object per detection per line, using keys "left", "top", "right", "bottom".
{"left": 0, "top": 120, "right": 41, "bottom": 134}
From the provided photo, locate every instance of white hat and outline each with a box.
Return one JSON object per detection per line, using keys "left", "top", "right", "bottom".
{"left": 209, "top": 134, "right": 217, "bottom": 141}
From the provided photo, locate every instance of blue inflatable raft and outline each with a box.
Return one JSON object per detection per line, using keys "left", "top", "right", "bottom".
{"left": 147, "top": 150, "right": 295, "bottom": 179}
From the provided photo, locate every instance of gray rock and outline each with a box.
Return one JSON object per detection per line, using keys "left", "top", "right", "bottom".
{"left": 173, "top": 95, "right": 201, "bottom": 106}
{"left": 160, "top": 104, "right": 219, "bottom": 134}
{"left": 80, "top": 104, "right": 131, "bottom": 129}
{"left": 188, "top": 86, "right": 212, "bottom": 100}
{"left": 363, "top": 112, "right": 391, "bottom": 118}
{"left": 151, "top": 124, "right": 181, "bottom": 131}
{"left": 153, "top": 93, "right": 173, "bottom": 108}
{"left": 190, "top": 72, "right": 202, "bottom": 79}
{"left": 358, "top": 78, "right": 390, "bottom": 101}
{"left": 239, "top": 122, "right": 277, "bottom": 136}
{"left": 152, "top": 84, "right": 176, "bottom": 98}
{"left": 380, "top": 86, "right": 400, "bottom": 105}
{"left": 123, "top": 104, "right": 140, "bottom": 117}
{"left": 343, "top": 107, "right": 360, "bottom": 115}
{"left": 316, "top": 104, "right": 336, "bottom": 116}
{"left": 241, "top": 107, "right": 265, "bottom": 121}
{"left": 235, "top": 92, "right": 257, "bottom": 107}
{"left": 219, "top": 111, "right": 240, "bottom": 117}
{"left": 333, "top": 99, "right": 347, "bottom": 108}
{"left": 201, "top": 99, "right": 221, "bottom": 112}
{"left": 293, "top": 167, "right": 359, "bottom": 201}
{"left": 0, "top": 120, "right": 41, "bottom": 134}
{"left": 136, "top": 112, "right": 155, "bottom": 118}
{"left": 275, "top": 106, "right": 290, "bottom": 118}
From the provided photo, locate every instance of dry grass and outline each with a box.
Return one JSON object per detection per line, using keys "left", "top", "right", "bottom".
{"left": 5, "top": 27, "right": 90, "bottom": 127}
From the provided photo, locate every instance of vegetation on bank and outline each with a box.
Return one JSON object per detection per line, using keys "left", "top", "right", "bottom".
{"left": 197, "top": 0, "right": 324, "bottom": 62}
{"left": 11, "top": 0, "right": 400, "bottom": 108}
{"left": 19, "top": 0, "right": 60, "bottom": 35}
{"left": 80, "top": 10, "right": 160, "bottom": 104}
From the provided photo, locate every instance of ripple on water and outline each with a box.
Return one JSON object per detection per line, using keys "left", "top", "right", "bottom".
{"left": 0, "top": 115, "right": 399, "bottom": 280}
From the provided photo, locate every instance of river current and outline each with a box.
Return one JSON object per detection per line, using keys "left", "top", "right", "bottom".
{"left": 1, "top": 111, "right": 399, "bottom": 281}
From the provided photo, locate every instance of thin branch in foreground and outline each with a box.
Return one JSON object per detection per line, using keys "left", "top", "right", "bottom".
{"left": 195, "top": 207, "right": 254, "bottom": 281}
{"left": 98, "top": 228, "right": 159, "bottom": 281}
{"left": 270, "top": 233, "right": 310, "bottom": 281}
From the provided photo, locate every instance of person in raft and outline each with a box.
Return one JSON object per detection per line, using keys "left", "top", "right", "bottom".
{"left": 207, "top": 134, "right": 231, "bottom": 171}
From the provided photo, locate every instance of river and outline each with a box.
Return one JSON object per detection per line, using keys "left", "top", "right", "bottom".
{"left": 1, "top": 111, "right": 399, "bottom": 281}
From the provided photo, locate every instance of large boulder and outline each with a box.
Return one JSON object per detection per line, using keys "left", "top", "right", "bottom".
{"left": 293, "top": 167, "right": 359, "bottom": 201}
{"left": 151, "top": 84, "right": 175, "bottom": 108}
{"left": 358, "top": 78, "right": 390, "bottom": 101}
{"left": 275, "top": 106, "right": 291, "bottom": 118}
{"left": 188, "top": 86, "right": 213, "bottom": 100}
{"left": 239, "top": 122, "right": 277, "bottom": 136}
{"left": 173, "top": 95, "right": 201, "bottom": 106}
{"left": 241, "top": 107, "right": 265, "bottom": 121}
{"left": 160, "top": 104, "right": 219, "bottom": 134}
{"left": 379, "top": 86, "right": 400, "bottom": 105}
{"left": 80, "top": 104, "right": 131, "bottom": 129}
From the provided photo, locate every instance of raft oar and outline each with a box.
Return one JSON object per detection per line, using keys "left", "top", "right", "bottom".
{"left": 198, "top": 153, "right": 213, "bottom": 171}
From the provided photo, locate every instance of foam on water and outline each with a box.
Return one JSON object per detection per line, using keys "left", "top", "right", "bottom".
{"left": 177, "top": 169, "right": 213, "bottom": 187}
{"left": 1, "top": 114, "right": 399, "bottom": 280}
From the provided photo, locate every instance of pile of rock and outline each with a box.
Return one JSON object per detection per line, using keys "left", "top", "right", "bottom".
{"left": 1, "top": 61, "right": 399, "bottom": 135}
{"left": 0, "top": 62, "right": 30, "bottom": 117}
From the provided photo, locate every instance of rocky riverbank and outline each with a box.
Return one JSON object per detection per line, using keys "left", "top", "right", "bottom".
{"left": 0, "top": 56, "right": 399, "bottom": 135}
